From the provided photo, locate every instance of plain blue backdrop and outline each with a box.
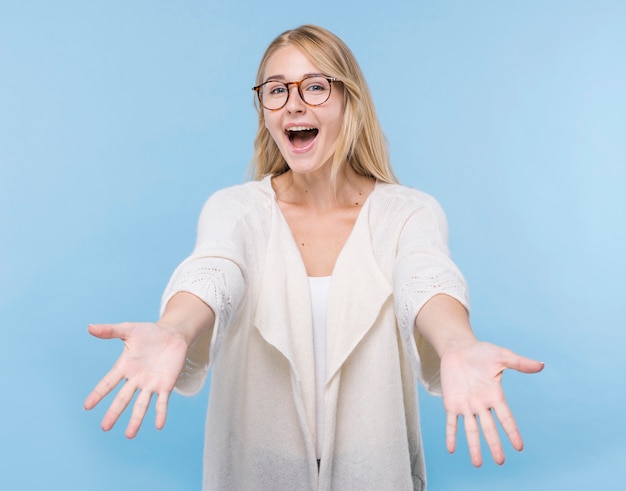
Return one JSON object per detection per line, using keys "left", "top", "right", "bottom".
{"left": 1, "top": 1, "right": 624, "bottom": 489}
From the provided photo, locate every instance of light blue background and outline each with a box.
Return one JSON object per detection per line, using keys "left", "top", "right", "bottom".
{"left": 1, "top": 1, "right": 624, "bottom": 489}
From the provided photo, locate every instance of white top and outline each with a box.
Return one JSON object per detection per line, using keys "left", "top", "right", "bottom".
{"left": 308, "top": 275, "right": 331, "bottom": 459}
{"left": 161, "top": 176, "right": 470, "bottom": 490}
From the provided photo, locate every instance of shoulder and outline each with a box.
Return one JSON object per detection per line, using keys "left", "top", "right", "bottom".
{"left": 205, "top": 177, "right": 273, "bottom": 208}
{"left": 371, "top": 182, "right": 446, "bottom": 219}
{"left": 200, "top": 177, "right": 273, "bottom": 221}
{"left": 368, "top": 183, "right": 452, "bottom": 255}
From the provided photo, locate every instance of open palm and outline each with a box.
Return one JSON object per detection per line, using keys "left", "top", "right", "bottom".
{"left": 440, "top": 341, "right": 544, "bottom": 466}
{"left": 84, "top": 322, "right": 188, "bottom": 438}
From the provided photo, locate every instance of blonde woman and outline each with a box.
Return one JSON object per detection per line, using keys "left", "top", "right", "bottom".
{"left": 85, "top": 25, "right": 543, "bottom": 490}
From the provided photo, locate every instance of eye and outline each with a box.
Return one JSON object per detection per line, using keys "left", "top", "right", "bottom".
{"left": 264, "top": 81, "right": 287, "bottom": 97}
{"left": 303, "top": 78, "right": 329, "bottom": 92}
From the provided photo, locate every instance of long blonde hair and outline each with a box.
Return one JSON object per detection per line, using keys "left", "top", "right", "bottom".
{"left": 250, "top": 25, "right": 398, "bottom": 184}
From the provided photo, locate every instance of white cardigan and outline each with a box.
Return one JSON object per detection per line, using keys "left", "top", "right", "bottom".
{"left": 161, "top": 176, "right": 469, "bottom": 490}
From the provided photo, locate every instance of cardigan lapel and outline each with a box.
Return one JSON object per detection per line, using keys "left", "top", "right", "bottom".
{"left": 326, "top": 198, "right": 393, "bottom": 382}
{"left": 253, "top": 196, "right": 317, "bottom": 446}
{"left": 253, "top": 182, "right": 393, "bottom": 447}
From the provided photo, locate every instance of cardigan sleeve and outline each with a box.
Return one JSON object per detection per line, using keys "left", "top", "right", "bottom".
{"left": 392, "top": 192, "right": 470, "bottom": 395}
{"left": 160, "top": 188, "right": 248, "bottom": 396}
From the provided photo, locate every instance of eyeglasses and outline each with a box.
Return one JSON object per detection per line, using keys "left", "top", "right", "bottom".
{"left": 252, "top": 75, "right": 338, "bottom": 111}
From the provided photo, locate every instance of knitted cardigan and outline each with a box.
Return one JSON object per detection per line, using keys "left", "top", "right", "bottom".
{"left": 161, "top": 176, "right": 469, "bottom": 490}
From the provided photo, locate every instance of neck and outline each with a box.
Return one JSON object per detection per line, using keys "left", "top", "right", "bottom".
{"left": 275, "top": 165, "right": 374, "bottom": 212}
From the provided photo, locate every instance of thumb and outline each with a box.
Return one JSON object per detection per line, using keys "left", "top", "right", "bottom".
{"left": 87, "top": 323, "right": 130, "bottom": 340}
{"left": 503, "top": 349, "right": 545, "bottom": 374}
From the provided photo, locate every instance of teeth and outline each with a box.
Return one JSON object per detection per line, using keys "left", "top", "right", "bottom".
{"left": 287, "top": 126, "right": 316, "bottom": 132}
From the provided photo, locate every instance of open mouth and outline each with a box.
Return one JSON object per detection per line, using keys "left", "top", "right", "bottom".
{"left": 286, "top": 126, "right": 319, "bottom": 149}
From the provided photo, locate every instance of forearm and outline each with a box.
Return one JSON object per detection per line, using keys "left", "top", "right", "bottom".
{"left": 414, "top": 293, "right": 477, "bottom": 358}
{"left": 158, "top": 291, "right": 216, "bottom": 348}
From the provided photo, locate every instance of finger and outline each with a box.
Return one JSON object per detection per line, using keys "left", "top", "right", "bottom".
{"left": 500, "top": 349, "right": 545, "bottom": 374}
{"left": 463, "top": 414, "right": 483, "bottom": 467}
{"left": 101, "top": 381, "right": 137, "bottom": 432}
{"left": 126, "top": 390, "right": 153, "bottom": 439}
{"left": 513, "top": 357, "right": 545, "bottom": 374}
{"left": 446, "top": 411, "right": 458, "bottom": 454}
{"left": 87, "top": 323, "right": 131, "bottom": 341}
{"left": 155, "top": 391, "right": 171, "bottom": 430}
{"left": 478, "top": 409, "right": 505, "bottom": 465}
{"left": 494, "top": 402, "right": 524, "bottom": 451}
{"left": 84, "top": 367, "right": 124, "bottom": 410}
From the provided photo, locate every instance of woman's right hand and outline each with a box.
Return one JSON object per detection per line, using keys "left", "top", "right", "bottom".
{"left": 84, "top": 322, "right": 188, "bottom": 438}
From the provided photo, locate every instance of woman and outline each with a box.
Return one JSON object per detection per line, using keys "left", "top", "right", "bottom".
{"left": 85, "top": 25, "right": 543, "bottom": 490}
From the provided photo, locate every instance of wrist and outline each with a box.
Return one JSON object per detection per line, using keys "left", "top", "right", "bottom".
{"left": 438, "top": 335, "right": 479, "bottom": 358}
{"left": 156, "top": 318, "right": 194, "bottom": 348}
{"left": 159, "top": 292, "right": 216, "bottom": 347}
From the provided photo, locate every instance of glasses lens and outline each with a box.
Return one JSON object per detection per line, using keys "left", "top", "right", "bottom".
{"left": 300, "top": 76, "right": 332, "bottom": 106}
{"left": 260, "top": 81, "right": 288, "bottom": 110}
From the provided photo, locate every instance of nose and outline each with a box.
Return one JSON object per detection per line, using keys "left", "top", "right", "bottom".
{"left": 284, "top": 83, "right": 306, "bottom": 113}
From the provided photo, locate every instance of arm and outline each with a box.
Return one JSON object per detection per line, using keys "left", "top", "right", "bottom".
{"left": 415, "top": 293, "right": 476, "bottom": 355}
{"left": 84, "top": 292, "right": 215, "bottom": 438}
{"left": 415, "top": 293, "right": 544, "bottom": 466}
{"left": 159, "top": 291, "right": 216, "bottom": 346}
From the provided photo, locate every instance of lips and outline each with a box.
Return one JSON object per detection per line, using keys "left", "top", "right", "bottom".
{"left": 286, "top": 125, "right": 319, "bottom": 149}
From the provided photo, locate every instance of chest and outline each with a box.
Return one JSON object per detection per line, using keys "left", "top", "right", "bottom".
{"left": 278, "top": 204, "right": 363, "bottom": 277}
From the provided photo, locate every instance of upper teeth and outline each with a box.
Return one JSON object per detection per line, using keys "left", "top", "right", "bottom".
{"left": 287, "top": 126, "right": 315, "bottom": 132}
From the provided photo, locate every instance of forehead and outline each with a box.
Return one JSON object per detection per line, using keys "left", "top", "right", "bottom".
{"left": 263, "top": 45, "right": 322, "bottom": 81}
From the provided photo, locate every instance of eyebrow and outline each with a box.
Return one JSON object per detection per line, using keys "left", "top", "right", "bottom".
{"left": 263, "top": 72, "right": 327, "bottom": 83}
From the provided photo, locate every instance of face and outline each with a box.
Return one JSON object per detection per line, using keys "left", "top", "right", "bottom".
{"left": 262, "top": 45, "right": 344, "bottom": 176}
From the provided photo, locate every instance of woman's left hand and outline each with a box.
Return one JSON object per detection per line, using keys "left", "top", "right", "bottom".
{"left": 439, "top": 341, "right": 544, "bottom": 467}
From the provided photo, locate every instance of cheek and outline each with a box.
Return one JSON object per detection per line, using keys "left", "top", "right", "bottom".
{"left": 329, "top": 109, "right": 345, "bottom": 138}
{"left": 263, "top": 112, "right": 280, "bottom": 136}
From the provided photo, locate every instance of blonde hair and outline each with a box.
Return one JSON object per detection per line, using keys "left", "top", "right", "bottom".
{"left": 250, "top": 25, "right": 398, "bottom": 184}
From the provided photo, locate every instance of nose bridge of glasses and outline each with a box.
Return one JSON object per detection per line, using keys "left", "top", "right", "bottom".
{"left": 284, "top": 80, "right": 306, "bottom": 106}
